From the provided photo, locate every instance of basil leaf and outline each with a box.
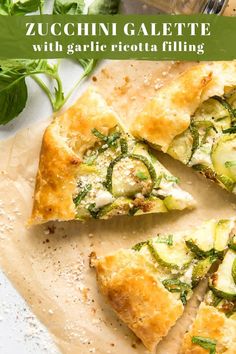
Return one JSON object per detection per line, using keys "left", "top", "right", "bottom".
{"left": 0, "top": 0, "right": 9, "bottom": 15}
{"left": 88, "top": 0, "right": 120, "bottom": 14}
{"left": 0, "top": 73, "right": 27, "bottom": 124}
{"left": 53, "top": 0, "right": 85, "bottom": 15}
{"left": 192, "top": 336, "right": 217, "bottom": 354}
{"left": 11, "top": 0, "right": 42, "bottom": 15}
{"left": 0, "top": 0, "right": 42, "bottom": 15}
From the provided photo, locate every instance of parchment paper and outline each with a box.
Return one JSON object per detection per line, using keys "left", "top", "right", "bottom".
{"left": 1, "top": 59, "right": 236, "bottom": 354}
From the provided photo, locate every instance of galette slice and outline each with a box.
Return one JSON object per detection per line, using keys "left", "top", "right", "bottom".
{"left": 93, "top": 218, "right": 235, "bottom": 352}
{"left": 30, "top": 88, "right": 194, "bottom": 224}
{"left": 132, "top": 62, "right": 236, "bottom": 194}
{"left": 180, "top": 248, "right": 236, "bottom": 354}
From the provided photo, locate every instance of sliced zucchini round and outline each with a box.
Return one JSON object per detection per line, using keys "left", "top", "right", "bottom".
{"left": 214, "top": 219, "right": 235, "bottom": 254}
{"left": 210, "top": 250, "right": 236, "bottom": 301}
{"left": 149, "top": 234, "right": 193, "bottom": 270}
{"left": 226, "top": 89, "right": 236, "bottom": 110}
{"left": 167, "top": 129, "right": 193, "bottom": 164}
{"left": 185, "top": 220, "right": 216, "bottom": 258}
{"left": 232, "top": 258, "right": 236, "bottom": 285}
{"left": 111, "top": 156, "right": 152, "bottom": 197}
{"left": 229, "top": 235, "right": 236, "bottom": 251}
{"left": 192, "top": 257, "right": 215, "bottom": 287}
{"left": 211, "top": 134, "right": 236, "bottom": 182}
{"left": 193, "top": 97, "right": 232, "bottom": 132}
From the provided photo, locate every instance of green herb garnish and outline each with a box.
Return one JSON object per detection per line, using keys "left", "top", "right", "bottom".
{"left": 225, "top": 161, "right": 236, "bottom": 168}
{"left": 162, "top": 279, "right": 191, "bottom": 304}
{"left": 155, "top": 234, "right": 173, "bottom": 246}
{"left": 136, "top": 171, "right": 148, "bottom": 181}
{"left": 223, "top": 126, "right": 236, "bottom": 134}
{"left": 105, "top": 154, "right": 157, "bottom": 194}
{"left": 163, "top": 174, "right": 179, "bottom": 184}
{"left": 73, "top": 184, "right": 92, "bottom": 206}
{"left": 132, "top": 241, "right": 148, "bottom": 251}
{"left": 191, "top": 336, "right": 217, "bottom": 354}
{"left": 87, "top": 203, "right": 100, "bottom": 219}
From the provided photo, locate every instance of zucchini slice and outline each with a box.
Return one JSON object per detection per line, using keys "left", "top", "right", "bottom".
{"left": 211, "top": 134, "right": 236, "bottom": 182}
{"left": 225, "top": 89, "right": 236, "bottom": 110}
{"left": 185, "top": 220, "right": 216, "bottom": 258}
{"left": 149, "top": 234, "right": 193, "bottom": 270}
{"left": 210, "top": 250, "right": 236, "bottom": 301}
{"left": 192, "top": 257, "right": 215, "bottom": 287}
{"left": 214, "top": 219, "right": 235, "bottom": 254}
{"left": 193, "top": 97, "right": 232, "bottom": 132}
{"left": 229, "top": 235, "right": 236, "bottom": 251}
{"left": 167, "top": 129, "right": 193, "bottom": 164}
{"left": 232, "top": 258, "right": 236, "bottom": 285}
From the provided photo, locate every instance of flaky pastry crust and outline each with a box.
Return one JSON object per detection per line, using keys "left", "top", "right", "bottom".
{"left": 95, "top": 249, "right": 184, "bottom": 352}
{"left": 132, "top": 62, "right": 236, "bottom": 152}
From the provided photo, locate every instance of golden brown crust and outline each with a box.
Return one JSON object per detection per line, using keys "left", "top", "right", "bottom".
{"left": 95, "top": 249, "right": 184, "bottom": 352}
{"left": 180, "top": 303, "right": 236, "bottom": 354}
{"left": 30, "top": 88, "right": 119, "bottom": 224}
{"left": 132, "top": 62, "right": 236, "bottom": 152}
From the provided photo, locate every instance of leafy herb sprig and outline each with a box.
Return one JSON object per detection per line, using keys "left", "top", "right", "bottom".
{"left": 0, "top": 0, "right": 120, "bottom": 125}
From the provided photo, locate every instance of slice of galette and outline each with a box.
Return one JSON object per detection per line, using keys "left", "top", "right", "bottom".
{"left": 132, "top": 61, "right": 236, "bottom": 194}
{"left": 180, "top": 248, "right": 236, "bottom": 354}
{"left": 30, "top": 88, "right": 194, "bottom": 224}
{"left": 93, "top": 218, "right": 235, "bottom": 352}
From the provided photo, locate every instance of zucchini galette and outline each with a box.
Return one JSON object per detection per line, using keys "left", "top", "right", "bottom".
{"left": 94, "top": 218, "right": 235, "bottom": 352}
{"left": 30, "top": 88, "right": 194, "bottom": 224}
{"left": 132, "top": 62, "right": 236, "bottom": 194}
{"left": 180, "top": 248, "right": 236, "bottom": 354}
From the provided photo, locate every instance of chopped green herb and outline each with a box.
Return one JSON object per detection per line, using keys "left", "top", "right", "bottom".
{"left": 191, "top": 336, "right": 217, "bottom": 354}
{"left": 128, "top": 206, "right": 140, "bottom": 216}
{"left": 155, "top": 234, "right": 173, "bottom": 246}
{"left": 225, "top": 161, "right": 236, "bottom": 168}
{"left": 136, "top": 171, "right": 148, "bottom": 181}
{"left": 162, "top": 278, "right": 191, "bottom": 304}
{"left": 87, "top": 203, "right": 100, "bottom": 219}
{"left": 85, "top": 154, "right": 97, "bottom": 166}
{"left": 120, "top": 138, "right": 128, "bottom": 154}
{"left": 163, "top": 174, "right": 179, "bottom": 184}
{"left": 132, "top": 241, "right": 148, "bottom": 251}
{"left": 162, "top": 279, "right": 191, "bottom": 293}
{"left": 92, "top": 128, "right": 121, "bottom": 152}
{"left": 92, "top": 128, "right": 107, "bottom": 141}
{"left": 105, "top": 153, "right": 157, "bottom": 194}
{"left": 73, "top": 184, "right": 92, "bottom": 206}
{"left": 223, "top": 126, "right": 236, "bottom": 134}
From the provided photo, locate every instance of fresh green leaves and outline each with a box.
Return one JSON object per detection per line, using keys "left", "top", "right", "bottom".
{"left": 192, "top": 336, "right": 217, "bottom": 354}
{"left": 0, "top": 59, "right": 66, "bottom": 124}
{"left": 88, "top": 0, "right": 120, "bottom": 14}
{"left": 0, "top": 0, "right": 42, "bottom": 15}
{"left": 0, "top": 0, "right": 120, "bottom": 125}
{"left": 0, "top": 72, "right": 27, "bottom": 124}
{"left": 53, "top": 0, "right": 85, "bottom": 15}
